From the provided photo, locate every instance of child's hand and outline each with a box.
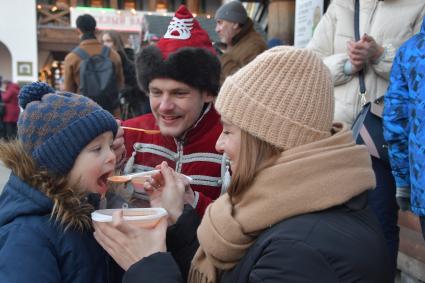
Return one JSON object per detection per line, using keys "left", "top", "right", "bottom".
{"left": 112, "top": 120, "right": 126, "bottom": 167}
{"left": 93, "top": 210, "right": 167, "bottom": 271}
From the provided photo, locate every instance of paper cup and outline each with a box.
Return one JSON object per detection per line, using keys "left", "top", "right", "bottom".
{"left": 91, "top": 207, "right": 167, "bottom": 228}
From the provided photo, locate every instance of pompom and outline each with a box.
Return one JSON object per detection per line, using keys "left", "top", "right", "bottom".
{"left": 19, "top": 82, "right": 55, "bottom": 109}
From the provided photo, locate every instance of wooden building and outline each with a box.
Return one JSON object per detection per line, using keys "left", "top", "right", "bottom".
{"left": 36, "top": 0, "right": 331, "bottom": 86}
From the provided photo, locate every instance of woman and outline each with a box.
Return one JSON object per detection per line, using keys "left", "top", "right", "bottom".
{"left": 102, "top": 30, "right": 150, "bottom": 119}
{"left": 94, "top": 47, "right": 391, "bottom": 282}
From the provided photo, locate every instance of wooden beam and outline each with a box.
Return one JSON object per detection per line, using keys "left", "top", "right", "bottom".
{"left": 38, "top": 27, "right": 80, "bottom": 46}
{"left": 268, "top": 0, "right": 295, "bottom": 44}
{"left": 399, "top": 226, "right": 425, "bottom": 263}
{"left": 39, "top": 9, "right": 70, "bottom": 25}
{"left": 110, "top": 0, "right": 118, "bottom": 9}
{"left": 186, "top": 0, "right": 200, "bottom": 14}
{"left": 148, "top": 0, "right": 156, "bottom": 11}
{"left": 398, "top": 252, "right": 425, "bottom": 281}
{"left": 399, "top": 211, "right": 422, "bottom": 232}
{"left": 38, "top": 42, "right": 78, "bottom": 53}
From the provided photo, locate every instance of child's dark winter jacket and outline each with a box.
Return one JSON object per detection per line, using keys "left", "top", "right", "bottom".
{"left": 0, "top": 159, "right": 109, "bottom": 283}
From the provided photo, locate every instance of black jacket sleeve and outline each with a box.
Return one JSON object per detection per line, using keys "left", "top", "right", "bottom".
{"left": 123, "top": 252, "right": 183, "bottom": 283}
{"left": 123, "top": 205, "right": 200, "bottom": 283}
{"left": 248, "top": 239, "right": 339, "bottom": 283}
{"left": 166, "top": 205, "right": 201, "bottom": 280}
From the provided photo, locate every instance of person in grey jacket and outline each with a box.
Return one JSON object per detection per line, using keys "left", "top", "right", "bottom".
{"left": 94, "top": 47, "right": 391, "bottom": 283}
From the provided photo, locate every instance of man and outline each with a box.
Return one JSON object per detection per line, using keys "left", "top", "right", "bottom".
{"left": 383, "top": 16, "right": 425, "bottom": 240}
{"left": 63, "top": 14, "right": 124, "bottom": 115}
{"left": 121, "top": 5, "right": 226, "bottom": 217}
{"left": 215, "top": 0, "right": 267, "bottom": 83}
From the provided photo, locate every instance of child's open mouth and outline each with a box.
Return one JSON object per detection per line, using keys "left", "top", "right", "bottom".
{"left": 97, "top": 172, "right": 112, "bottom": 196}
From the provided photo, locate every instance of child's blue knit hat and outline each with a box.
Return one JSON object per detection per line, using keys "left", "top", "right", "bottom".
{"left": 17, "top": 82, "right": 118, "bottom": 175}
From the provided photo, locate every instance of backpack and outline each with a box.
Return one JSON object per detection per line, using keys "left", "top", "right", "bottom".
{"left": 73, "top": 46, "right": 119, "bottom": 112}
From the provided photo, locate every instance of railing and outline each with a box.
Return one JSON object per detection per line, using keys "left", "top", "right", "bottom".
{"left": 37, "top": 3, "right": 71, "bottom": 27}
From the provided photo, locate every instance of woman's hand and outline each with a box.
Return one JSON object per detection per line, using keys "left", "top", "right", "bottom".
{"left": 361, "top": 34, "right": 385, "bottom": 62}
{"left": 347, "top": 40, "right": 367, "bottom": 71}
{"left": 144, "top": 162, "right": 186, "bottom": 224}
{"left": 93, "top": 210, "right": 167, "bottom": 271}
{"left": 347, "top": 34, "right": 384, "bottom": 70}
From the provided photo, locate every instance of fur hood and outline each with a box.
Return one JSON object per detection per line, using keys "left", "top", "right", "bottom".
{"left": 0, "top": 140, "right": 93, "bottom": 231}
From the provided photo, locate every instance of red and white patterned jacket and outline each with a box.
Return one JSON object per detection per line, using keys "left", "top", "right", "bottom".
{"left": 122, "top": 104, "right": 226, "bottom": 216}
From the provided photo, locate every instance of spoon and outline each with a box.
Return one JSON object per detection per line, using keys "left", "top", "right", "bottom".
{"left": 121, "top": 126, "right": 161, "bottom": 134}
{"left": 107, "top": 170, "right": 193, "bottom": 184}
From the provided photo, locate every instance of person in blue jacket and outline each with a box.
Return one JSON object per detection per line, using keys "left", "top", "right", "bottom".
{"left": 0, "top": 82, "right": 120, "bottom": 282}
{"left": 383, "top": 17, "right": 425, "bottom": 239}
{"left": 94, "top": 47, "right": 391, "bottom": 283}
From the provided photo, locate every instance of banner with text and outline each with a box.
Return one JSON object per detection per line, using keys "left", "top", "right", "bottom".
{"left": 70, "top": 7, "right": 171, "bottom": 32}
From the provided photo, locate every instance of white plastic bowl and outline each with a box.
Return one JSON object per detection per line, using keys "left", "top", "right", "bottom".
{"left": 91, "top": 207, "right": 167, "bottom": 228}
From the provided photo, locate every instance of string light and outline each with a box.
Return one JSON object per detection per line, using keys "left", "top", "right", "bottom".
{"left": 51, "top": 6, "right": 58, "bottom": 12}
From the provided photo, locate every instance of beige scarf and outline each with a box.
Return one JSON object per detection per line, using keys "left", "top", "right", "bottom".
{"left": 187, "top": 124, "right": 376, "bottom": 283}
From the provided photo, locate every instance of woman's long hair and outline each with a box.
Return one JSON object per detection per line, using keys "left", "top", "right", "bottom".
{"left": 103, "top": 30, "right": 126, "bottom": 55}
{"left": 227, "top": 130, "right": 281, "bottom": 197}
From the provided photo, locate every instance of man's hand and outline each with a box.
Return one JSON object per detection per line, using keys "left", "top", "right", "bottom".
{"left": 93, "top": 211, "right": 167, "bottom": 271}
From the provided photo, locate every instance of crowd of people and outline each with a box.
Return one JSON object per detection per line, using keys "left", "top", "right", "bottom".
{"left": 0, "top": 0, "right": 425, "bottom": 282}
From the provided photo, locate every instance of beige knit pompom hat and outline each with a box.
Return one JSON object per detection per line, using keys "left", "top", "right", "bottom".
{"left": 215, "top": 46, "right": 334, "bottom": 150}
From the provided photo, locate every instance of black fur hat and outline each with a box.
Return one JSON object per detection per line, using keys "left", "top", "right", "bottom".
{"left": 136, "top": 45, "right": 221, "bottom": 96}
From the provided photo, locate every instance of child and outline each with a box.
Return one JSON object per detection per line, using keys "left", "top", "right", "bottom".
{"left": 0, "top": 82, "right": 118, "bottom": 282}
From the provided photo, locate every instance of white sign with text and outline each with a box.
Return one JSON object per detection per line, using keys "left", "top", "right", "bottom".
{"left": 294, "top": 0, "right": 324, "bottom": 48}
{"left": 70, "top": 7, "right": 171, "bottom": 32}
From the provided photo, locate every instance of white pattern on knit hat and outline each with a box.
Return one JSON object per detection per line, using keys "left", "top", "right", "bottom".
{"left": 215, "top": 46, "right": 334, "bottom": 150}
{"left": 164, "top": 17, "right": 194, "bottom": 40}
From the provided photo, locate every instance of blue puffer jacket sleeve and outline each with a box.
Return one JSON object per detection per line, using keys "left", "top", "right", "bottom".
{"left": 0, "top": 223, "right": 61, "bottom": 283}
{"left": 383, "top": 46, "right": 411, "bottom": 189}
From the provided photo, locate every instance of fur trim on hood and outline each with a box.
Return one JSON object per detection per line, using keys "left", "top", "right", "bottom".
{"left": 135, "top": 45, "right": 221, "bottom": 95}
{"left": 0, "top": 140, "right": 93, "bottom": 231}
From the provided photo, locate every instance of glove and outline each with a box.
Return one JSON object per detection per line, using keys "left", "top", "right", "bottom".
{"left": 396, "top": 187, "right": 411, "bottom": 211}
